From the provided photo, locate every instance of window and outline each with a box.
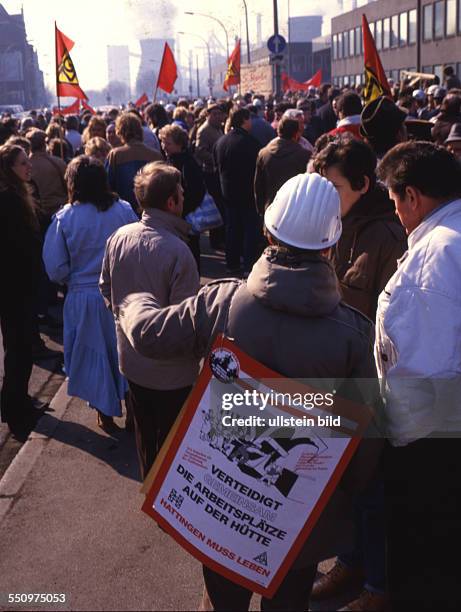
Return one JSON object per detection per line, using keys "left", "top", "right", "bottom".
{"left": 369, "top": 21, "right": 375, "bottom": 40}
{"left": 409, "top": 9, "right": 417, "bottom": 44}
{"left": 434, "top": 1, "right": 444, "bottom": 38}
{"left": 434, "top": 64, "right": 443, "bottom": 82}
{"left": 355, "top": 26, "right": 362, "bottom": 55}
{"left": 344, "top": 30, "right": 349, "bottom": 57}
{"left": 391, "top": 69, "right": 399, "bottom": 82}
{"left": 332, "top": 34, "right": 337, "bottom": 60}
{"left": 338, "top": 32, "right": 343, "bottom": 58}
{"left": 391, "top": 14, "right": 399, "bottom": 47}
{"left": 383, "top": 17, "right": 391, "bottom": 48}
{"left": 457, "top": 63, "right": 461, "bottom": 81}
{"left": 423, "top": 4, "right": 433, "bottom": 40}
{"left": 446, "top": 0, "right": 456, "bottom": 35}
{"left": 399, "top": 12, "right": 408, "bottom": 45}
{"left": 422, "top": 65, "right": 433, "bottom": 74}
{"left": 355, "top": 74, "right": 362, "bottom": 86}
{"left": 349, "top": 28, "right": 355, "bottom": 56}
{"left": 375, "top": 19, "right": 382, "bottom": 50}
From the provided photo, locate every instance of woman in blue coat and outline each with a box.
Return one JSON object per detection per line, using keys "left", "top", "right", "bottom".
{"left": 43, "top": 155, "right": 138, "bottom": 430}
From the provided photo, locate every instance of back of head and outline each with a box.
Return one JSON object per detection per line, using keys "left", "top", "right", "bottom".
{"left": 264, "top": 173, "right": 341, "bottom": 250}
{"left": 84, "top": 136, "right": 112, "bottom": 159}
{"left": 65, "top": 155, "right": 116, "bottom": 211}
{"left": 115, "top": 112, "right": 143, "bottom": 144}
{"left": 66, "top": 115, "right": 80, "bottom": 131}
{"left": 229, "top": 107, "right": 250, "bottom": 129}
{"left": 360, "top": 96, "right": 407, "bottom": 156}
{"left": 377, "top": 140, "right": 461, "bottom": 201}
{"left": 277, "top": 116, "right": 300, "bottom": 140}
{"left": 26, "top": 128, "right": 47, "bottom": 153}
{"left": 145, "top": 103, "right": 169, "bottom": 128}
{"left": 134, "top": 161, "right": 181, "bottom": 211}
{"left": 336, "top": 91, "right": 362, "bottom": 117}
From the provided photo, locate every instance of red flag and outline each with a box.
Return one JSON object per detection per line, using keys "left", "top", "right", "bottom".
{"left": 135, "top": 93, "right": 149, "bottom": 107}
{"left": 281, "top": 69, "right": 322, "bottom": 92}
{"left": 156, "top": 43, "right": 177, "bottom": 94}
{"left": 55, "top": 24, "right": 88, "bottom": 100}
{"left": 82, "top": 100, "right": 96, "bottom": 114}
{"left": 223, "top": 39, "right": 241, "bottom": 91}
{"left": 362, "top": 14, "right": 391, "bottom": 103}
{"left": 52, "top": 98, "right": 81, "bottom": 116}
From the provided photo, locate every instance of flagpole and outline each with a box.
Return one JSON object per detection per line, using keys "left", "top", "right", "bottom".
{"left": 55, "top": 22, "right": 65, "bottom": 160}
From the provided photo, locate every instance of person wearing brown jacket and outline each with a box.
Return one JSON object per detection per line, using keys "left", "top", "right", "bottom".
{"left": 254, "top": 115, "right": 311, "bottom": 214}
{"left": 311, "top": 136, "right": 406, "bottom": 611}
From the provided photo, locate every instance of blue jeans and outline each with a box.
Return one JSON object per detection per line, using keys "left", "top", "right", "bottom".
{"left": 339, "top": 478, "right": 385, "bottom": 594}
{"left": 224, "top": 204, "right": 261, "bottom": 272}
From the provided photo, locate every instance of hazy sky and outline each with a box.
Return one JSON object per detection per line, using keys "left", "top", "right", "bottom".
{"left": 2, "top": 0, "right": 368, "bottom": 92}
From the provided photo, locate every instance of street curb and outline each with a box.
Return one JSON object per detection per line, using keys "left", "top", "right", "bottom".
{"left": 0, "top": 381, "right": 71, "bottom": 522}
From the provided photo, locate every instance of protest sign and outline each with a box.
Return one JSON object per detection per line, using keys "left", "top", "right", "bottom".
{"left": 142, "top": 335, "right": 371, "bottom": 597}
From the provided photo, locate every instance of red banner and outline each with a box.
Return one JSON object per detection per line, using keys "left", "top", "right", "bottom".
{"left": 156, "top": 43, "right": 177, "bottom": 94}
{"left": 135, "top": 93, "right": 149, "bottom": 107}
{"left": 362, "top": 14, "right": 391, "bottom": 103}
{"left": 223, "top": 39, "right": 241, "bottom": 91}
{"left": 281, "top": 69, "right": 322, "bottom": 92}
{"left": 52, "top": 98, "right": 80, "bottom": 116}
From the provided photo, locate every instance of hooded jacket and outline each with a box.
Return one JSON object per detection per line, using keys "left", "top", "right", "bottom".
{"left": 254, "top": 138, "right": 311, "bottom": 214}
{"left": 331, "top": 183, "right": 407, "bottom": 320}
{"left": 117, "top": 247, "right": 381, "bottom": 567}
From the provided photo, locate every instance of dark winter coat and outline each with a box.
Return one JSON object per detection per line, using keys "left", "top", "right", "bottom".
{"left": 254, "top": 137, "right": 311, "bottom": 214}
{"left": 331, "top": 183, "right": 407, "bottom": 320}
{"left": 168, "top": 150, "right": 206, "bottom": 218}
{"left": 214, "top": 127, "right": 261, "bottom": 209}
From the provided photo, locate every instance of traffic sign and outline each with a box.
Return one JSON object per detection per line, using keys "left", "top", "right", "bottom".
{"left": 269, "top": 53, "right": 284, "bottom": 65}
{"left": 267, "top": 34, "right": 287, "bottom": 54}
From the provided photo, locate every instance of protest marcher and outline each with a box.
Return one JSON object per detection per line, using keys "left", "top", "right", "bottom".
{"left": 116, "top": 172, "right": 380, "bottom": 612}
{"left": 297, "top": 98, "right": 323, "bottom": 145}
{"left": 144, "top": 102, "right": 170, "bottom": 140}
{"left": 214, "top": 107, "right": 261, "bottom": 275}
{"left": 443, "top": 65, "right": 461, "bottom": 90}
{"left": 318, "top": 86, "right": 341, "bottom": 133}
{"left": 248, "top": 103, "right": 276, "bottom": 147}
{"left": 376, "top": 141, "right": 461, "bottom": 609}
{"left": 311, "top": 137, "right": 406, "bottom": 611}
{"left": 0, "top": 145, "right": 45, "bottom": 440}
{"left": 444, "top": 122, "right": 461, "bottom": 159}
{"left": 328, "top": 92, "right": 363, "bottom": 139}
{"left": 431, "top": 93, "right": 461, "bottom": 145}
{"left": 106, "top": 112, "right": 162, "bottom": 213}
{"left": 65, "top": 115, "right": 82, "bottom": 156}
{"left": 81, "top": 116, "right": 107, "bottom": 147}
{"left": 43, "top": 156, "right": 137, "bottom": 431}
{"left": 359, "top": 96, "right": 407, "bottom": 159}
{"left": 159, "top": 123, "right": 206, "bottom": 272}
{"left": 195, "top": 104, "right": 226, "bottom": 250}
{"left": 282, "top": 109, "right": 314, "bottom": 152}
{"left": 84, "top": 136, "right": 112, "bottom": 163}
{"left": 100, "top": 162, "right": 200, "bottom": 478}
{"left": 106, "top": 123, "right": 121, "bottom": 148}
{"left": 254, "top": 115, "right": 310, "bottom": 214}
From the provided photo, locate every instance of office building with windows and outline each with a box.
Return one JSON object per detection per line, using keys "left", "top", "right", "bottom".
{"left": 331, "top": 0, "right": 461, "bottom": 87}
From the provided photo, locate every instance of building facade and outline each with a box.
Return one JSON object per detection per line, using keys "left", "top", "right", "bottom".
{"left": 0, "top": 4, "right": 46, "bottom": 109}
{"left": 312, "top": 35, "right": 332, "bottom": 83}
{"left": 331, "top": 0, "right": 461, "bottom": 87}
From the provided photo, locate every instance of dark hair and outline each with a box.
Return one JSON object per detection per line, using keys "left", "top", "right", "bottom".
{"left": 377, "top": 141, "right": 461, "bottom": 199}
{"left": 65, "top": 155, "right": 117, "bottom": 211}
{"left": 144, "top": 103, "right": 169, "bottom": 129}
{"left": 134, "top": 161, "right": 181, "bottom": 210}
{"left": 230, "top": 108, "right": 251, "bottom": 129}
{"left": 26, "top": 128, "right": 47, "bottom": 152}
{"left": 6, "top": 136, "right": 31, "bottom": 155}
{"left": 0, "top": 144, "right": 38, "bottom": 229}
{"left": 66, "top": 115, "right": 80, "bottom": 131}
{"left": 48, "top": 137, "right": 71, "bottom": 159}
{"left": 115, "top": 112, "right": 143, "bottom": 143}
{"left": 444, "top": 66, "right": 455, "bottom": 77}
{"left": 336, "top": 92, "right": 362, "bottom": 117}
{"left": 277, "top": 117, "right": 300, "bottom": 140}
{"left": 313, "top": 136, "right": 377, "bottom": 191}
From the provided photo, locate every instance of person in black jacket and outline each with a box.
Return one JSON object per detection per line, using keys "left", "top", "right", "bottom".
{"left": 160, "top": 123, "right": 206, "bottom": 272}
{"left": 0, "top": 145, "right": 44, "bottom": 440}
{"left": 214, "top": 108, "right": 262, "bottom": 274}
{"left": 317, "top": 87, "right": 341, "bottom": 134}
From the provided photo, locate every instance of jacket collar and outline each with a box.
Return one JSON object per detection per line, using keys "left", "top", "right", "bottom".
{"left": 408, "top": 198, "right": 461, "bottom": 249}
{"left": 336, "top": 114, "right": 361, "bottom": 128}
{"left": 141, "top": 208, "right": 191, "bottom": 241}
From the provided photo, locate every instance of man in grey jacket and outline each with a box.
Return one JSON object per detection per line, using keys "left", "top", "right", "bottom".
{"left": 100, "top": 161, "right": 200, "bottom": 479}
{"left": 117, "top": 173, "right": 380, "bottom": 611}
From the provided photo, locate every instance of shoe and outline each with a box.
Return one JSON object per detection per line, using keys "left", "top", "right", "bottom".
{"left": 32, "top": 340, "right": 62, "bottom": 360}
{"left": 339, "top": 590, "right": 388, "bottom": 611}
{"left": 97, "top": 411, "right": 119, "bottom": 433}
{"left": 311, "top": 561, "right": 364, "bottom": 601}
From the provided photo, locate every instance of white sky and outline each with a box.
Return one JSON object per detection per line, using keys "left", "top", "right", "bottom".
{"left": 2, "top": 0, "right": 369, "bottom": 92}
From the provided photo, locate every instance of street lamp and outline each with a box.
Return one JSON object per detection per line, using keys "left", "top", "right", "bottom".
{"left": 184, "top": 11, "right": 229, "bottom": 60}
{"left": 242, "top": 0, "right": 251, "bottom": 64}
{"left": 178, "top": 31, "right": 213, "bottom": 97}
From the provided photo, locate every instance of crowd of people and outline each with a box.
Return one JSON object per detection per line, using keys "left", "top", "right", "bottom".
{"left": 1, "top": 73, "right": 461, "bottom": 610}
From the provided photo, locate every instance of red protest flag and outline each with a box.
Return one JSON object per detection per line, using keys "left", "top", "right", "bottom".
{"left": 55, "top": 24, "right": 88, "bottom": 100}
{"left": 362, "top": 14, "right": 391, "bottom": 103}
{"left": 52, "top": 98, "right": 81, "bottom": 116}
{"left": 305, "top": 69, "right": 322, "bottom": 88}
{"left": 223, "top": 39, "right": 241, "bottom": 91}
{"left": 156, "top": 43, "right": 177, "bottom": 95}
{"left": 135, "top": 93, "right": 149, "bottom": 107}
{"left": 281, "top": 69, "right": 322, "bottom": 93}
{"left": 82, "top": 100, "right": 96, "bottom": 114}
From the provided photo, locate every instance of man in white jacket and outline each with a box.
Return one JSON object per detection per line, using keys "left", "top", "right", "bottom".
{"left": 376, "top": 141, "right": 461, "bottom": 610}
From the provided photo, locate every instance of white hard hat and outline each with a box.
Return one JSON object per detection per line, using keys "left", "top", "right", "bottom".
{"left": 427, "top": 84, "right": 438, "bottom": 96}
{"left": 412, "top": 89, "right": 426, "bottom": 101}
{"left": 252, "top": 98, "right": 263, "bottom": 108}
{"left": 165, "top": 103, "right": 176, "bottom": 112}
{"left": 264, "top": 173, "right": 341, "bottom": 250}
{"left": 194, "top": 99, "right": 205, "bottom": 109}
